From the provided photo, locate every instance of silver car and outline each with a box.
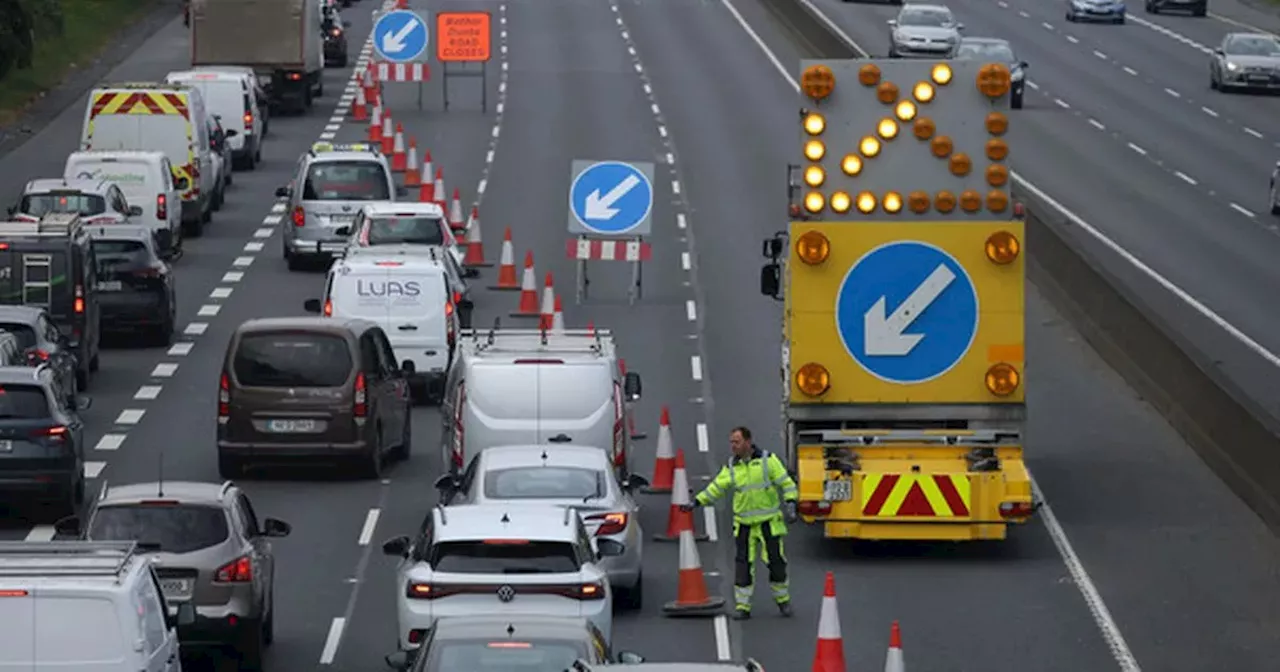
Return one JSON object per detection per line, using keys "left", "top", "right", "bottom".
{"left": 435, "top": 444, "right": 648, "bottom": 610}
{"left": 1210, "top": 32, "right": 1280, "bottom": 93}
{"left": 274, "top": 141, "right": 405, "bottom": 271}
{"left": 887, "top": 4, "right": 963, "bottom": 59}
{"left": 956, "top": 38, "right": 1028, "bottom": 109}
{"left": 1269, "top": 160, "right": 1280, "bottom": 216}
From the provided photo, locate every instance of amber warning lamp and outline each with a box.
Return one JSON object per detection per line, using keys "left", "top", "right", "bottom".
{"left": 802, "top": 64, "right": 836, "bottom": 102}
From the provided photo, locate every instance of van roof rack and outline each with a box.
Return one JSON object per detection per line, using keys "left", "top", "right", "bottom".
{"left": 0, "top": 213, "right": 84, "bottom": 238}
{"left": 0, "top": 541, "right": 142, "bottom": 580}
{"left": 470, "top": 327, "right": 608, "bottom": 355}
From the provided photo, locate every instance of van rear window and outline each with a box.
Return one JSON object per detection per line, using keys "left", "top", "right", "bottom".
{"left": 18, "top": 192, "right": 106, "bottom": 217}
{"left": 0, "top": 385, "right": 50, "bottom": 419}
{"left": 430, "top": 541, "right": 580, "bottom": 574}
{"left": 88, "top": 504, "right": 229, "bottom": 554}
{"left": 303, "top": 161, "right": 390, "bottom": 201}
{"left": 233, "top": 332, "right": 352, "bottom": 387}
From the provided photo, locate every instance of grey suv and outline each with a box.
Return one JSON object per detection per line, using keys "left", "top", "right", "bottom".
{"left": 0, "top": 364, "right": 90, "bottom": 518}
{"left": 55, "top": 479, "right": 292, "bottom": 670}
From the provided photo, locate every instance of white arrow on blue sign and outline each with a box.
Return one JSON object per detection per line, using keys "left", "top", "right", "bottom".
{"left": 373, "top": 10, "right": 429, "bottom": 63}
{"left": 568, "top": 161, "right": 654, "bottom": 236}
{"left": 835, "top": 241, "right": 979, "bottom": 384}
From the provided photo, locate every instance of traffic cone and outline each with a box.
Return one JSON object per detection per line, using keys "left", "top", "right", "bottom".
{"left": 643, "top": 406, "right": 675, "bottom": 494}
{"left": 812, "top": 572, "right": 847, "bottom": 672}
{"left": 462, "top": 207, "right": 491, "bottom": 268}
{"left": 662, "top": 527, "right": 724, "bottom": 617}
{"left": 417, "top": 153, "right": 435, "bottom": 202}
{"left": 433, "top": 169, "right": 447, "bottom": 209}
{"left": 384, "top": 120, "right": 401, "bottom": 156}
{"left": 488, "top": 228, "right": 519, "bottom": 290}
{"left": 352, "top": 85, "right": 367, "bottom": 121}
{"left": 368, "top": 103, "right": 383, "bottom": 143}
{"left": 448, "top": 189, "right": 465, "bottom": 233}
{"left": 884, "top": 622, "right": 904, "bottom": 672}
{"left": 536, "top": 274, "right": 556, "bottom": 329}
{"left": 404, "top": 139, "right": 420, "bottom": 186}
{"left": 655, "top": 450, "right": 708, "bottom": 542}
{"left": 390, "top": 127, "right": 407, "bottom": 171}
{"left": 551, "top": 294, "right": 566, "bottom": 333}
{"left": 619, "top": 358, "right": 646, "bottom": 440}
{"left": 510, "top": 252, "right": 540, "bottom": 317}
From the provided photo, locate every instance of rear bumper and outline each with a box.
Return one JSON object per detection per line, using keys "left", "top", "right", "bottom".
{"left": 218, "top": 439, "right": 370, "bottom": 460}
{"left": 100, "top": 295, "right": 168, "bottom": 329}
{"left": 286, "top": 237, "right": 347, "bottom": 256}
{"left": 0, "top": 467, "right": 77, "bottom": 498}
{"left": 173, "top": 605, "right": 259, "bottom": 648}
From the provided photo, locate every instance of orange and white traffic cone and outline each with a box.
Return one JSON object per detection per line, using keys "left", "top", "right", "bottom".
{"left": 655, "top": 450, "right": 708, "bottom": 542}
{"left": 643, "top": 406, "right": 675, "bottom": 494}
{"left": 367, "top": 103, "right": 383, "bottom": 143}
{"left": 362, "top": 66, "right": 376, "bottom": 102}
{"left": 433, "top": 169, "right": 447, "bottom": 209}
{"left": 417, "top": 153, "right": 435, "bottom": 202}
{"left": 662, "top": 527, "right": 724, "bottom": 617}
{"left": 812, "top": 572, "right": 847, "bottom": 672}
{"left": 448, "top": 189, "right": 465, "bottom": 234}
{"left": 404, "top": 139, "right": 420, "bottom": 186}
{"left": 619, "top": 358, "right": 646, "bottom": 440}
{"left": 488, "top": 228, "right": 519, "bottom": 290}
{"left": 536, "top": 274, "right": 556, "bottom": 329}
{"left": 462, "top": 207, "right": 491, "bottom": 268}
{"left": 385, "top": 121, "right": 402, "bottom": 157}
{"left": 884, "top": 621, "right": 905, "bottom": 672}
{"left": 510, "top": 252, "right": 540, "bottom": 317}
{"left": 381, "top": 112, "right": 394, "bottom": 152}
{"left": 551, "top": 294, "right": 566, "bottom": 333}
{"left": 352, "top": 85, "right": 368, "bottom": 121}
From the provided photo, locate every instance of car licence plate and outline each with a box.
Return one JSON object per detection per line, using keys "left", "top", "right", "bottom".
{"left": 160, "top": 578, "right": 192, "bottom": 599}
{"left": 267, "top": 419, "right": 319, "bottom": 433}
{"left": 96, "top": 280, "right": 122, "bottom": 292}
{"left": 0, "top": 440, "right": 11, "bottom": 452}
{"left": 823, "top": 479, "right": 852, "bottom": 502}
{"left": 328, "top": 215, "right": 355, "bottom": 225}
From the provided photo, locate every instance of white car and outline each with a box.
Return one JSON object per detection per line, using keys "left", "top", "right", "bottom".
{"left": 380, "top": 503, "right": 624, "bottom": 652}
{"left": 435, "top": 444, "right": 649, "bottom": 609}
{"left": 337, "top": 201, "right": 465, "bottom": 267}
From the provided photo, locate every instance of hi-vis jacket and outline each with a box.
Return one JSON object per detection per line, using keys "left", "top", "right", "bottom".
{"left": 696, "top": 448, "right": 799, "bottom": 534}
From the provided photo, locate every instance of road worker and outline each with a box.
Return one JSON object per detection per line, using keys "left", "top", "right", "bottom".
{"left": 682, "top": 426, "right": 799, "bottom": 619}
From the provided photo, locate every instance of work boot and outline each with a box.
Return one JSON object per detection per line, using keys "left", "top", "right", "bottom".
{"left": 777, "top": 601, "right": 793, "bottom": 617}
{"left": 733, "top": 610, "right": 752, "bottom": 621}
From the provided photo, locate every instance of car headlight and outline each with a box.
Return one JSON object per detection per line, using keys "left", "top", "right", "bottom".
{"left": 1226, "top": 61, "right": 1239, "bottom": 71}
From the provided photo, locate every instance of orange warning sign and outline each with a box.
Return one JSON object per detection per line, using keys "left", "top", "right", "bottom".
{"left": 436, "top": 12, "right": 491, "bottom": 62}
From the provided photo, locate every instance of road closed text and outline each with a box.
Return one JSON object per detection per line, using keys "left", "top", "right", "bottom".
{"left": 436, "top": 12, "right": 491, "bottom": 62}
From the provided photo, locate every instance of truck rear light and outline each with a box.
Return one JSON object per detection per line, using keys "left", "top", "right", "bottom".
{"left": 156, "top": 194, "right": 167, "bottom": 221}
{"left": 999, "top": 501, "right": 1033, "bottom": 518}
{"left": 218, "top": 373, "right": 230, "bottom": 420}
{"left": 585, "top": 512, "right": 628, "bottom": 536}
{"left": 292, "top": 206, "right": 306, "bottom": 227}
{"left": 798, "top": 501, "right": 832, "bottom": 517}
{"left": 214, "top": 556, "right": 253, "bottom": 583}
{"left": 354, "top": 372, "right": 367, "bottom": 417}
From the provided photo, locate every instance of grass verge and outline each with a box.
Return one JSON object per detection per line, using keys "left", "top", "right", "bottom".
{"left": 0, "top": 0, "right": 161, "bottom": 126}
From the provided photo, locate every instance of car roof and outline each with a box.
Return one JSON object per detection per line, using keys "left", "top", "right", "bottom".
{"left": 901, "top": 3, "right": 952, "bottom": 11}
{"left": 308, "top": 150, "right": 386, "bottom": 164}
{"left": 99, "top": 480, "right": 233, "bottom": 506}
{"left": 0, "top": 305, "right": 45, "bottom": 322}
{"left": 24, "top": 178, "right": 113, "bottom": 194}
{"left": 432, "top": 615, "right": 593, "bottom": 639}
{"left": 0, "top": 366, "right": 47, "bottom": 385}
{"left": 479, "top": 445, "right": 612, "bottom": 471}
{"left": 434, "top": 504, "right": 578, "bottom": 542}
{"left": 361, "top": 202, "right": 446, "bottom": 217}
{"left": 234, "top": 316, "right": 371, "bottom": 335}
{"left": 86, "top": 225, "right": 153, "bottom": 241}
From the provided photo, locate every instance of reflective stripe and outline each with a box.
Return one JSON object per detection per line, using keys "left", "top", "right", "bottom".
{"left": 735, "top": 481, "right": 773, "bottom": 493}
{"left": 737, "top": 506, "right": 781, "bottom": 519}
{"left": 733, "top": 586, "right": 752, "bottom": 609}
{"left": 769, "top": 582, "right": 789, "bottom": 601}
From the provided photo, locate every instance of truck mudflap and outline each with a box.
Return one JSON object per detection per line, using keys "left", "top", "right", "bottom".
{"left": 795, "top": 441, "right": 1037, "bottom": 542}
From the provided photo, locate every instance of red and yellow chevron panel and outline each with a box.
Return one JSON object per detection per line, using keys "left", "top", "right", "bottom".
{"left": 90, "top": 91, "right": 190, "bottom": 119}
{"left": 861, "top": 473, "right": 971, "bottom": 518}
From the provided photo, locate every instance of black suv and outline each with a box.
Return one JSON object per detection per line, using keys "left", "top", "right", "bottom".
{"left": 0, "top": 305, "right": 82, "bottom": 401}
{"left": 0, "top": 364, "right": 91, "bottom": 517}
{"left": 86, "top": 224, "right": 177, "bottom": 345}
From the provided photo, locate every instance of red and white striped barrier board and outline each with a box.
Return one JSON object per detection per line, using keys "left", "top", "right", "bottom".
{"left": 373, "top": 62, "right": 430, "bottom": 82}
{"left": 566, "top": 238, "right": 652, "bottom": 262}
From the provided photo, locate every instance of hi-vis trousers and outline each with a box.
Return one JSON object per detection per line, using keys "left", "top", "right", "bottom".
{"left": 733, "top": 521, "right": 789, "bottom": 612}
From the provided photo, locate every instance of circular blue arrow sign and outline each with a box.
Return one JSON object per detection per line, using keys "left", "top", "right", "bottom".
{"left": 835, "top": 241, "right": 978, "bottom": 384}
{"left": 373, "top": 10, "right": 429, "bottom": 63}
{"left": 569, "top": 161, "right": 653, "bottom": 235}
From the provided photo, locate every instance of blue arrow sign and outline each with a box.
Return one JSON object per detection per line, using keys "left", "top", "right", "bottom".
{"left": 835, "top": 241, "right": 978, "bottom": 384}
{"left": 373, "top": 10, "right": 429, "bottom": 63}
{"left": 569, "top": 161, "right": 653, "bottom": 235}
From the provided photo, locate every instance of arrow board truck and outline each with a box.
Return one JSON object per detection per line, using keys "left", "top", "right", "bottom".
{"left": 324, "top": 257, "right": 456, "bottom": 402}
{"left": 190, "top": 0, "right": 324, "bottom": 114}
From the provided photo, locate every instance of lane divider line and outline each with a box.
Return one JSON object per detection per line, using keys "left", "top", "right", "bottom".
{"left": 357, "top": 509, "right": 381, "bottom": 546}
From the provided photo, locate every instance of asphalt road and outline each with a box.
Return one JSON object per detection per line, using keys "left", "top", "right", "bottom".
{"left": 1, "top": 0, "right": 1279, "bottom": 670}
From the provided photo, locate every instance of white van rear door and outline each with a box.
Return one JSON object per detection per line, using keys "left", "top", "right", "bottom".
{"left": 34, "top": 594, "right": 130, "bottom": 671}
{"left": 385, "top": 269, "right": 448, "bottom": 349}
{"left": 0, "top": 587, "right": 35, "bottom": 667}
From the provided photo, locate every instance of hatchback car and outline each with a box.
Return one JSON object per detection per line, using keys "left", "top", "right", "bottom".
{"left": 1145, "top": 0, "right": 1206, "bottom": 15}
{"left": 887, "top": 4, "right": 963, "bottom": 59}
{"left": 436, "top": 445, "right": 649, "bottom": 609}
{"left": 86, "top": 224, "right": 177, "bottom": 345}
{"left": 955, "top": 37, "right": 1028, "bottom": 108}
{"left": 0, "top": 305, "right": 81, "bottom": 401}
{"left": 55, "top": 479, "right": 292, "bottom": 669}
{"left": 8, "top": 177, "right": 142, "bottom": 225}
{"left": 381, "top": 504, "right": 625, "bottom": 652}
{"left": 276, "top": 142, "right": 405, "bottom": 270}
{"left": 217, "top": 316, "right": 413, "bottom": 478}
{"left": 1210, "top": 33, "right": 1280, "bottom": 93}
{"left": 338, "top": 201, "right": 466, "bottom": 267}
{"left": 1066, "top": 0, "right": 1126, "bottom": 23}
{"left": 384, "top": 616, "right": 644, "bottom": 671}
{"left": 0, "top": 365, "right": 90, "bottom": 518}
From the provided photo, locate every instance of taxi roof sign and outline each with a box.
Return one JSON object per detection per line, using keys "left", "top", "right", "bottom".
{"left": 310, "top": 141, "right": 379, "bottom": 155}
{"left": 797, "top": 59, "right": 1011, "bottom": 222}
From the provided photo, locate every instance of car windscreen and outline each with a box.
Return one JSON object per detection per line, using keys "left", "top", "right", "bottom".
{"left": 900, "top": 9, "right": 951, "bottom": 26}
{"left": 958, "top": 43, "right": 1014, "bottom": 62}
{"left": 425, "top": 639, "right": 585, "bottom": 672}
{"left": 361, "top": 215, "right": 445, "bottom": 246}
{"left": 483, "top": 467, "right": 604, "bottom": 500}
{"left": 0, "top": 323, "right": 37, "bottom": 350}
{"left": 87, "top": 504, "right": 229, "bottom": 554}
{"left": 0, "top": 384, "right": 49, "bottom": 419}
{"left": 303, "top": 161, "right": 391, "bottom": 201}
{"left": 430, "top": 541, "right": 580, "bottom": 574}
{"left": 1225, "top": 36, "right": 1280, "bottom": 56}
{"left": 233, "top": 332, "right": 353, "bottom": 387}
{"left": 19, "top": 192, "right": 107, "bottom": 217}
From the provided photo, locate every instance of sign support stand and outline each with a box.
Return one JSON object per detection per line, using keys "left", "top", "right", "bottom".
{"left": 441, "top": 62, "right": 487, "bottom": 112}
{"left": 436, "top": 11, "right": 492, "bottom": 112}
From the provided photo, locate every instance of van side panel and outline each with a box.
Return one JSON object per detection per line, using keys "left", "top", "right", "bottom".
{"left": 0, "top": 591, "right": 35, "bottom": 666}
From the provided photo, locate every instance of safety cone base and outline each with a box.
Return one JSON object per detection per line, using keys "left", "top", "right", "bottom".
{"left": 662, "top": 595, "right": 725, "bottom": 617}
{"left": 653, "top": 532, "right": 709, "bottom": 543}
{"left": 508, "top": 311, "right": 540, "bottom": 318}
{"left": 488, "top": 284, "right": 520, "bottom": 291}
{"left": 640, "top": 485, "right": 673, "bottom": 495}
{"left": 465, "top": 261, "right": 494, "bottom": 268}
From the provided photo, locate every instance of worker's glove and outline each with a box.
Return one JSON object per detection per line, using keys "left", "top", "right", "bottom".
{"left": 783, "top": 501, "right": 798, "bottom": 524}
{"left": 679, "top": 502, "right": 698, "bottom": 513}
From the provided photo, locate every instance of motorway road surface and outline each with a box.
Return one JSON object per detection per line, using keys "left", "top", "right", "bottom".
{"left": 0, "top": 0, "right": 1277, "bottom": 670}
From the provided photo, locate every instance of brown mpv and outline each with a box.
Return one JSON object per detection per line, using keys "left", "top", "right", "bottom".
{"left": 216, "top": 316, "right": 413, "bottom": 478}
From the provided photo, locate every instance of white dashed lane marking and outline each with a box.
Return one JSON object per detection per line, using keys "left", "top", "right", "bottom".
{"left": 115, "top": 409, "right": 145, "bottom": 425}
{"left": 95, "top": 434, "right": 126, "bottom": 451}
{"left": 134, "top": 386, "right": 162, "bottom": 401}
{"left": 166, "top": 343, "right": 193, "bottom": 357}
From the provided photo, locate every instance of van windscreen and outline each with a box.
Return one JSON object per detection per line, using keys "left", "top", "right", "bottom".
{"left": 88, "top": 504, "right": 229, "bottom": 554}
{"left": 303, "top": 161, "right": 391, "bottom": 201}
{"left": 18, "top": 192, "right": 106, "bottom": 218}
{"left": 233, "top": 332, "right": 352, "bottom": 387}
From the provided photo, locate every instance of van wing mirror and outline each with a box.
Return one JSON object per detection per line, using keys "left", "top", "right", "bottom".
{"left": 596, "top": 538, "right": 626, "bottom": 558}
{"left": 128, "top": 205, "right": 143, "bottom": 217}
{"left": 401, "top": 359, "right": 416, "bottom": 374}
{"left": 262, "top": 518, "right": 292, "bottom": 537}
{"left": 176, "top": 177, "right": 190, "bottom": 190}
{"left": 760, "top": 263, "right": 781, "bottom": 299}
{"left": 433, "top": 473, "right": 458, "bottom": 492}
{"left": 303, "top": 298, "right": 323, "bottom": 314}
{"left": 275, "top": 185, "right": 291, "bottom": 198}
{"left": 622, "top": 474, "right": 649, "bottom": 490}
{"left": 623, "top": 371, "right": 641, "bottom": 401}
{"left": 74, "top": 395, "right": 92, "bottom": 412}
{"left": 53, "top": 515, "right": 81, "bottom": 537}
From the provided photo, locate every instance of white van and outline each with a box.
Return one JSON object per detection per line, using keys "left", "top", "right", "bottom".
{"left": 313, "top": 254, "right": 466, "bottom": 404}
{"left": 165, "top": 69, "right": 263, "bottom": 170}
{"left": 0, "top": 541, "right": 194, "bottom": 672}
{"left": 65, "top": 150, "right": 184, "bottom": 254}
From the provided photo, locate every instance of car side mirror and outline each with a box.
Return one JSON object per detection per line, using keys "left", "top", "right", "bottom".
{"left": 887, "top": 19, "right": 896, "bottom": 25}
{"left": 275, "top": 185, "right": 291, "bottom": 198}
{"left": 623, "top": 371, "right": 641, "bottom": 401}
{"left": 54, "top": 515, "right": 81, "bottom": 537}
{"left": 382, "top": 535, "right": 411, "bottom": 558}
{"left": 225, "top": 129, "right": 238, "bottom": 138}
{"left": 596, "top": 538, "right": 626, "bottom": 558}
{"left": 1019, "top": 60, "right": 1029, "bottom": 69}
{"left": 1213, "top": 48, "right": 1224, "bottom": 56}
{"left": 127, "top": 205, "right": 143, "bottom": 216}
{"left": 616, "top": 651, "right": 646, "bottom": 664}
{"left": 262, "top": 518, "right": 292, "bottom": 537}
{"left": 384, "top": 651, "right": 411, "bottom": 671}
{"left": 433, "top": 473, "right": 458, "bottom": 492}
{"left": 622, "top": 474, "right": 649, "bottom": 490}
{"left": 74, "top": 395, "right": 92, "bottom": 411}
{"left": 175, "top": 602, "right": 197, "bottom": 627}
{"left": 176, "top": 177, "right": 190, "bottom": 190}
{"left": 395, "top": 186, "right": 409, "bottom": 198}
{"left": 303, "top": 298, "right": 323, "bottom": 314}
{"left": 760, "top": 263, "right": 781, "bottom": 298}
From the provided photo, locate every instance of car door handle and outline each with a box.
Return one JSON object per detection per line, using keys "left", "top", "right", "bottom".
{"left": 398, "top": 325, "right": 417, "bottom": 331}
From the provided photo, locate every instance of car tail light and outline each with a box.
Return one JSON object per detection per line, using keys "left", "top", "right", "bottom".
{"left": 74, "top": 286, "right": 84, "bottom": 314}
{"left": 560, "top": 582, "right": 606, "bottom": 601}
{"left": 798, "top": 501, "right": 832, "bottom": 517}
{"left": 445, "top": 299, "right": 456, "bottom": 347}
{"left": 451, "top": 384, "right": 465, "bottom": 469}
{"left": 30, "top": 426, "right": 67, "bottom": 443}
{"left": 611, "top": 383, "right": 625, "bottom": 468}
{"left": 26, "top": 349, "right": 49, "bottom": 365}
{"left": 407, "top": 628, "right": 427, "bottom": 644}
{"left": 156, "top": 194, "right": 167, "bottom": 220}
{"left": 999, "top": 501, "right": 1034, "bottom": 518}
{"left": 354, "top": 372, "right": 367, "bottom": 418}
{"left": 586, "top": 512, "right": 628, "bottom": 536}
{"left": 406, "top": 582, "right": 440, "bottom": 599}
{"left": 292, "top": 206, "right": 306, "bottom": 227}
{"left": 243, "top": 112, "right": 253, "bottom": 126}
{"left": 214, "top": 556, "right": 253, "bottom": 583}
{"left": 218, "top": 373, "right": 230, "bottom": 421}
{"left": 323, "top": 299, "right": 333, "bottom": 317}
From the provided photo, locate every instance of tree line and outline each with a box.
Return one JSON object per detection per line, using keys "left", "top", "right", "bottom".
{"left": 0, "top": 0, "right": 66, "bottom": 80}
